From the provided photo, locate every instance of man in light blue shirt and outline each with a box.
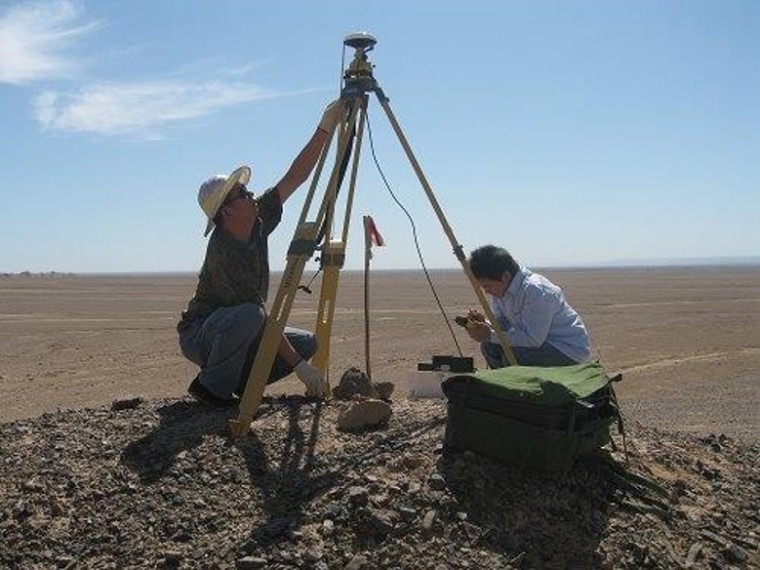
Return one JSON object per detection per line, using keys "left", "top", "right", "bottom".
{"left": 464, "top": 245, "right": 591, "bottom": 368}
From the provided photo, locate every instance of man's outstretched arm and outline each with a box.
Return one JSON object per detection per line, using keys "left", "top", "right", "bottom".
{"left": 276, "top": 100, "right": 344, "bottom": 203}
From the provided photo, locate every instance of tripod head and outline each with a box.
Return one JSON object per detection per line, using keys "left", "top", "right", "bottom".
{"left": 343, "top": 31, "right": 376, "bottom": 51}
{"left": 342, "top": 31, "right": 379, "bottom": 98}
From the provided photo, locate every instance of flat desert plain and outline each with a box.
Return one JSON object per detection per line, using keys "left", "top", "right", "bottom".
{"left": 1, "top": 267, "right": 758, "bottom": 440}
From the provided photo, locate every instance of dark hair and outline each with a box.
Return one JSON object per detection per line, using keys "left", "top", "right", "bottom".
{"left": 468, "top": 245, "right": 520, "bottom": 280}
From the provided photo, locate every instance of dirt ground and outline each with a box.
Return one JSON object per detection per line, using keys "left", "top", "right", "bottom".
{"left": 1, "top": 267, "right": 758, "bottom": 440}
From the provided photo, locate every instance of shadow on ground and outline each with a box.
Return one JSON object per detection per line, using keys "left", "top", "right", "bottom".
{"left": 233, "top": 397, "right": 344, "bottom": 544}
{"left": 120, "top": 400, "right": 236, "bottom": 482}
{"left": 439, "top": 450, "right": 615, "bottom": 567}
{"left": 118, "top": 398, "right": 670, "bottom": 567}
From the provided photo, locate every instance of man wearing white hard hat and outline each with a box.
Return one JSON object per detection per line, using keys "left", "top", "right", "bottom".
{"left": 177, "top": 100, "right": 344, "bottom": 406}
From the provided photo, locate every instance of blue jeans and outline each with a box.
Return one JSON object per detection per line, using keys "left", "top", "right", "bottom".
{"left": 178, "top": 303, "right": 317, "bottom": 399}
{"left": 481, "top": 341, "right": 577, "bottom": 368}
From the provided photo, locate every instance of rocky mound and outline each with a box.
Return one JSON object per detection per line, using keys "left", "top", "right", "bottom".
{"left": 1, "top": 396, "right": 758, "bottom": 569}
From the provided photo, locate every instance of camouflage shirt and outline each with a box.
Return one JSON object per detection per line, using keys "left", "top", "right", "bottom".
{"left": 177, "top": 187, "right": 283, "bottom": 332}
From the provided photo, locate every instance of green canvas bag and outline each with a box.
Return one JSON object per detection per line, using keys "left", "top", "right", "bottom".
{"left": 441, "top": 362, "right": 622, "bottom": 472}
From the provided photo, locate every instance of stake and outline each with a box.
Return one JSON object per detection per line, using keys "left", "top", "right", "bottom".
{"left": 363, "top": 215, "right": 372, "bottom": 380}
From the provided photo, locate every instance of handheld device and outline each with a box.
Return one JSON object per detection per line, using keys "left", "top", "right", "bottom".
{"left": 454, "top": 316, "right": 469, "bottom": 328}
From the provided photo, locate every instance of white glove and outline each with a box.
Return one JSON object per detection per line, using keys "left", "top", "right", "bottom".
{"left": 294, "top": 360, "right": 328, "bottom": 398}
{"left": 318, "top": 99, "right": 344, "bottom": 133}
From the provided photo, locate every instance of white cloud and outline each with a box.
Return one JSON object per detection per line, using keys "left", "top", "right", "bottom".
{"left": 33, "top": 80, "right": 277, "bottom": 138}
{"left": 2, "top": 2, "right": 282, "bottom": 137}
{"left": 0, "top": 0, "right": 99, "bottom": 85}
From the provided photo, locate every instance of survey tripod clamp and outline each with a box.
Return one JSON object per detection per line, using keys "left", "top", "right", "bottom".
{"left": 228, "top": 32, "right": 517, "bottom": 437}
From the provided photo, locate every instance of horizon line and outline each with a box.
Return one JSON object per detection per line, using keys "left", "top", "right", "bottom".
{"left": 4, "top": 257, "right": 760, "bottom": 276}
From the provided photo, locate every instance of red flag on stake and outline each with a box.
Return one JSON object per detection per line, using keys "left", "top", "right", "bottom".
{"left": 365, "top": 216, "right": 385, "bottom": 247}
{"left": 362, "top": 215, "right": 385, "bottom": 380}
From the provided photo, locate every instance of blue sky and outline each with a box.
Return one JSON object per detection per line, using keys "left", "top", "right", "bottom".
{"left": 1, "top": 0, "right": 757, "bottom": 273}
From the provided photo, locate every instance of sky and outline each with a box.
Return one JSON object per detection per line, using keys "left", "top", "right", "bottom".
{"left": 1, "top": 0, "right": 758, "bottom": 273}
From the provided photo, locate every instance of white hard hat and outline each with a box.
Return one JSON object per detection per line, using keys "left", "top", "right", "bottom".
{"left": 197, "top": 165, "right": 251, "bottom": 236}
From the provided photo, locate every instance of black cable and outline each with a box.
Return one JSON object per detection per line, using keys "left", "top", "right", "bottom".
{"left": 365, "top": 111, "right": 464, "bottom": 357}
{"left": 298, "top": 271, "right": 320, "bottom": 295}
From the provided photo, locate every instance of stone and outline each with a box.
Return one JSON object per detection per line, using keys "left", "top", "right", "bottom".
{"left": 321, "top": 519, "right": 335, "bottom": 536}
{"left": 236, "top": 556, "right": 268, "bottom": 569}
{"left": 338, "top": 399, "right": 392, "bottom": 432}
{"left": 374, "top": 381, "right": 395, "bottom": 401}
{"left": 422, "top": 509, "right": 437, "bottom": 531}
{"left": 428, "top": 473, "right": 446, "bottom": 491}
{"left": 344, "top": 554, "right": 368, "bottom": 570}
{"left": 332, "top": 368, "right": 378, "bottom": 400}
{"left": 348, "top": 486, "right": 370, "bottom": 507}
{"left": 684, "top": 542, "right": 702, "bottom": 567}
{"left": 722, "top": 544, "right": 748, "bottom": 564}
{"left": 362, "top": 508, "right": 398, "bottom": 537}
{"left": 2, "top": 394, "right": 759, "bottom": 570}
{"left": 110, "top": 397, "right": 143, "bottom": 411}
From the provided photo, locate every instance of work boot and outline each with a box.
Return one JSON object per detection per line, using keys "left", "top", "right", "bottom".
{"left": 187, "top": 376, "right": 238, "bottom": 408}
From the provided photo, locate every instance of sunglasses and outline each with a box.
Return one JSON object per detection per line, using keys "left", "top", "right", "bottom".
{"left": 224, "top": 187, "right": 254, "bottom": 206}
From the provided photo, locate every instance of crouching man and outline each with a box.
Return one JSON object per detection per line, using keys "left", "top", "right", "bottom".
{"left": 177, "top": 100, "right": 344, "bottom": 406}
{"left": 465, "top": 245, "right": 591, "bottom": 368}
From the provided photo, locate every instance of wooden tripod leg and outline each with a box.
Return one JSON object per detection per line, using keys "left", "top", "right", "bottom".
{"left": 373, "top": 91, "right": 518, "bottom": 366}
{"left": 312, "top": 98, "right": 367, "bottom": 387}
{"left": 229, "top": 102, "right": 365, "bottom": 436}
{"left": 229, "top": 223, "right": 318, "bottom": 437}
{"left": 311, "top": 240, "right": 345, "bottom": 388}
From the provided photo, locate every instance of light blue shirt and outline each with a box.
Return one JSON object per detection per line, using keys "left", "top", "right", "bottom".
{"left": 488, "top": 268, "right": 591, "bottom": 363}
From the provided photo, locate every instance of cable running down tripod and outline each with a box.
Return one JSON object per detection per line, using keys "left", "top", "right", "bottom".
{"left": 229, "top": 32, "right": 516, "bottom": 437}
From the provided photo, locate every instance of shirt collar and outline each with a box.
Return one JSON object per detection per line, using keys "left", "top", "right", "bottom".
{"left": 504, "top": 267, "right": 527, "bottom": 297}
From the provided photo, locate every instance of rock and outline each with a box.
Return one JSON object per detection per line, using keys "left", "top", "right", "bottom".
{"left": 1, "top": 397, "right": 759, "bottom": 570}
{"left": 398, "top": 506, "right": 417, "bottom": 522}
{"left": 722, "top": 544, "right": 748, "bottom": 564}
{"left": 304, "top": 547, "right": 324, "bottom": 562}
{"left": 321, "top": 519, "right": 335, "bottom": 536}
{"left": 348, "top": 486, "right": 370, "bottom": 507}
{"left": 374, "top": 381, "right": 395, "bottom": 401}
{"left": 428, "top": 473, "right": 446, "bottom": 491}
{"left": 360, "top": 507, "right": 398, "bottom": 537}
{"left": 332, "top": 368, "right": 378, "bottom": 399}
{"left": 684, "top": 542, "right": 702, "bottom": 567}
{"left": 162, "top": 551, "right": 182, "bottom": 567}
{"left": 236, "top": 556, "right": 268, "bottom": 569}
{"left": 110, "top": 397, "right": 143, "bottom": 411}
{"left": 422, "top": 509, "right": 437, "bottom": 531}
{"left": 344, "top": 554, "right": 368, "bottom": 570}
{"left": 338, "top": 399, "right": 392, "bottom": 432}
{"left": 55, "top": 555, "right": 76, "bottom": 569}
{"left": 323, "top": 503, "right": 342, "bottom": 519}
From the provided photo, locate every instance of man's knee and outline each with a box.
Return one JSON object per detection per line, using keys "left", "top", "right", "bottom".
{"left": 238, "top": 303, "right": 266, "bottom": 338}
{"left": 239, "top": 303, "right": 266, "bottom": 321}
{"left": 480, "top": 342, "right": 506, "bottom": 369}
{"left": 297, "top": 333, "right": 318, "bottom": 360}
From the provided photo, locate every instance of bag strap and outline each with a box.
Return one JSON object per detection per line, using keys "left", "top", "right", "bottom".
{"left": 607, "top": 373, "right": 628, "bottom": 463}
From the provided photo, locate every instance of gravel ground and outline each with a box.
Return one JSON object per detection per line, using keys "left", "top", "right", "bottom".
{"left": 1, "top": 396, "right": 758, "bottom": 569}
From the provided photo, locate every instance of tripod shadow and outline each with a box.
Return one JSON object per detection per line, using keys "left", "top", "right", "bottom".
{"left": 121, "top": 400, "right": 273, "bottom": 483}
{"left": 234, "top": 396, "right": 340, "bottom": 545}
{"left": 237, "top": 400, "right": 453, "bottom": 548}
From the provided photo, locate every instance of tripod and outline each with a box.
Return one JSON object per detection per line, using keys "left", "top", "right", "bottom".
{"left": 229, "top": 33, "right": 516, "bottom": 437}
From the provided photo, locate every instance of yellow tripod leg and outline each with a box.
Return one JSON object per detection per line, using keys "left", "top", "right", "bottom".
{"left": 311, "top": 240, "right": 345, "bottom": 391}
{"left": 229, "top": 223, "right": 318, "bottom": 437}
